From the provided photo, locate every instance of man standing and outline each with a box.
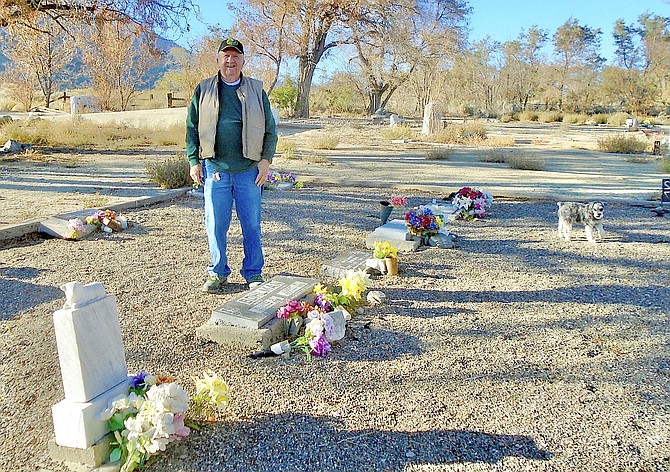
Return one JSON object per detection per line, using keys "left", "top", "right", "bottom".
{"left": 186, "top": 38, "right": 277, "bottom": 292}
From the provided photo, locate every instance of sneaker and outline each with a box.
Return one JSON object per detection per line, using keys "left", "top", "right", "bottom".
{"left": 246, "top": 275, "right": 265, "bottom": 289}
{"left": 201, "top": 275, "right": 227, "bottom": 293}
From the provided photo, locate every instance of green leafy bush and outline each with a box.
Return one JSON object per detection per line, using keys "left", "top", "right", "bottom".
{"left": 145, "top": 153, "right": 191, "bottom": 188}
{"left": 597, "top": 134, "right": 649, "bottom": 154}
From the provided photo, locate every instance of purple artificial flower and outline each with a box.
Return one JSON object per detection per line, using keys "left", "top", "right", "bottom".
{"left": 130, "top": 371, "right": 148, "bottom": 389}
{"left": 308, "top": 334, "right": 332, "bottom": 357}
{"left": 313, "top": 293, "right": 333, "bottom": 312}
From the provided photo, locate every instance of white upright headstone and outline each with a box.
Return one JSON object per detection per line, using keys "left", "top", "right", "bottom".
{"left": 422, "top": 102, "right": 442, "bottom": 135}
{"left": 51, "top": 282, "right": 129, "bottom": 450}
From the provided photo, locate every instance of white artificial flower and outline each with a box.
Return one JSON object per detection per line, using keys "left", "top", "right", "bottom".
{"left": 146, "top": 383, "right": 189, "bottom": 414}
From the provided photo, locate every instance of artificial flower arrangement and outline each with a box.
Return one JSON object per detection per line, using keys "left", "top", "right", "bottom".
{"left": 389, "top": 195, "right": 408, "bottom": 207}
{"left": 66, "top": 218, "right": 87, "bottom": 240}
{"left": 373, "top": 241, "right": 398, "bottom": 259}
{"left": 86, "top": 209, "right": 128, "bottom": 233}
{"left": 369, "top": 241, "right": 399, "bottom": 275}
{"left": 101, "top": 370, "right": 229, "bottom": 472}
{"left": 251, "top": 270, "right": 370, "bottom": 360}
{"left": 451, "top": 186, "right": 493, "bottom": 220}
{"left": 404, "top": 206, "right": 444, "bottom": 237}
{"left": 265, "top": 171, "right": 303, "bottom": 190}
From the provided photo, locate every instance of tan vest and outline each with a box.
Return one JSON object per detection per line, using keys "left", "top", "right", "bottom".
{"left": 197, "top": 74, "right": 266, "bottom": 161}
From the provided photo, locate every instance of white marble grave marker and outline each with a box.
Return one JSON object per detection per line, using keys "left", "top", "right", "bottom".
{"left": 51, "top": 281, "right": 129, "bottom": 450}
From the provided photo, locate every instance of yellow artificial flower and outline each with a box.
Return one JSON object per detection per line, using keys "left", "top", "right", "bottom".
{"left": 194, "top": 370, "right": 229, "bottom": 410}
{"left": 373, "top": 241, "right": 398, "bottom": 259}
{"left": 339, "top": 270, "right": 370, "bottom": 301}
{"left": 313, "top": 283, "right": 330, "bottom": 295}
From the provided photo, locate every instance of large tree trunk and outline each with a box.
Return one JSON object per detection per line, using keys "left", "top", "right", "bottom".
{"left": 295, "top": 55, "right": 317, "bottom": 118}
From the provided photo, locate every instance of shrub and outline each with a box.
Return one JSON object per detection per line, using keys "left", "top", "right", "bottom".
{"left": 425, "top": 148, "right": 452, "bottom": 160}
{"left": 483, "top": 136, "right": 516, "bottom": 147}
{"left": 478, "top": 149, "right": 508, "bottom": 163}
{"left": 430, "top": 123, "right": 486, "bottom": 144}
{"left": 506, "top": 154, "right": 545, "bottom": 171}
{"left": 607, "top": 112, "right": 631, "bottom": 126}
{"left": 591, "top": 114, "right": 609, "bottom": 124}
{"left": 518, "top": 111, "right": 539, "bottom": 122}
{"left": 597, "top": 133, "right": 649, "bottom": 154}
{"left": 563, "top": 114, "right": 588, "bottom": 124}
{"left": 145, "top": 153, "right": 191, "bottom": 189}
{"left": 539, "top": 111, "right": 563, "bottom": 123}
{"left": 380, "top": 124, "right": 415, "bottom": 140}
{"left": 307, "top": 135, "right": 339, "bottom": 150}
{"left": 498, "top": 114, "right": 517, "bottom": 123}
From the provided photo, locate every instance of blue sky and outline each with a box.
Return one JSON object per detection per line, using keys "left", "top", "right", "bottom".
{"left": 181, "top": 0, "right": 667, "bottom": 63}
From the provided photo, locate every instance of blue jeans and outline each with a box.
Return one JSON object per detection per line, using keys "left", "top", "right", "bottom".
{"left": 203, "top": 161, "right": 264, "bottom": 281}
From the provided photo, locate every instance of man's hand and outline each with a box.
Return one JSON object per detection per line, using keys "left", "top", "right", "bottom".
{"left": 255, "top": 159, "right": 270, "bottom": 187}
{"left": 190, "top": 163, "right": 203, "bottom": 186}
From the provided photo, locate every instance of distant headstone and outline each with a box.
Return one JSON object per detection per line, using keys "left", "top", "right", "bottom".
{"left": 51, "top": 282, "right": 129, "bottom": 454}
{"left": 422, "top": 102, "right": 442, "bottom": 135}
{"left": 365, "top": 219, "right": 420, "bottom": 252}
{"left": 625, "top": 117, "right": 639, "bottom": 131}
{"left": 210, "top": 275, "right": 319, "bottom": 329}
{"left": 662, "top": 178, "right": 670, "bottom": 204}
{"left": 321, "top": 250, "right": 370, "bottom": 278}
{"left": 389, "top": 114, "right": 405, "bottom": 127}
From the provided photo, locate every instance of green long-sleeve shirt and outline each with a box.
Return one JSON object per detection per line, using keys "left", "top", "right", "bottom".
{"left": 185, "top": 75, "right": 277, "bottom": 174}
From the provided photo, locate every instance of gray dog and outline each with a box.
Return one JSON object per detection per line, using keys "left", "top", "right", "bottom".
{"left": 557, "top": 201, "right": 605, "bottom": 243}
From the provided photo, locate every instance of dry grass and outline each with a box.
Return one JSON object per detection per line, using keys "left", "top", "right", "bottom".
{"left": 539, "top": 111, "right": 563, "bottom": 123}
{"left": 429, "top": 123, "right": 486, "bottom": 144}
{"left": 478, "top": 148, "right": 509, "bottom": 163}
{"left": 607, "top": 112, "right": 631, "bottom": 127}
{"left": 145, "top": 153, "right": 191, "bottom": 189}
{"left": 380, "top": 124, "right": 415, "bottom": 141}
{"left": 306, "top": 135, "right": 340, "bottom": 150}
{"left": 518, "top": 111, "right": 539, "bottom": 122}
{"left": 82, "top": 193, "right": 111, "bottom": 209}
{"left": 506, "top": 154, "right": 545, "bottom": 171}
{"left": 659, "top": 156, "right": 670, "bottom": 173}
{"left": 597, "top": 133, "right": 649, "bottom": 154}
{"left": 0, "top": 118, "right": 185, "bottom": 148}
{"left": 424, "top": 148, "right": 452, "bottom": 160}
{"left": 563, "top": 114, "right": 589, "bottom": 124}
{"left": 483, "top": 135, "right": 515, "bottom": 147}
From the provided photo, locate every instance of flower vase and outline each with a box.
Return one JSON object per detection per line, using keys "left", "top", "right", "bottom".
{"left": 380, "top": 201, "right": 393, "bottom": 225}
{"left": 285, "top": 318, "right": 302, "bottom": 337}
{"left": 384, "top": 257, "right": 398, "bottom": 275}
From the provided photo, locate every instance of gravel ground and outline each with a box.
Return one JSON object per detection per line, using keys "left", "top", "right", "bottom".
{"left": 1, "top": 185, "right": 669, "bottom": 471}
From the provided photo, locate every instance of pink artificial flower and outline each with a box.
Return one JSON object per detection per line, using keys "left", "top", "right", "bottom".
{"left": 170, "top": 413, "right": 190, "bottom": 438}
{"left": 390, "top": 195, "right": 407, "bottom": 207}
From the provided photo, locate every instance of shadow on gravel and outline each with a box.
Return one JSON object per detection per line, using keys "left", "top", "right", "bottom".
{"left": 0, "top": 275, "right": 62, "bottom": 320}
{"left": 188, "top": 413, "right": 551, "bottom": 470}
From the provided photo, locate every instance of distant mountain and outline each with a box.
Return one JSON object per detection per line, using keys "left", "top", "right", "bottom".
{"left": 0, "top": 30, "right": 185, "bottom": 90}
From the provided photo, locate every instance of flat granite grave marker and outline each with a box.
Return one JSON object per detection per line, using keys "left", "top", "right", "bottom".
{"left": 210, "top": 275, "right": 320, "bottom": 329}
{"left": 321, "top": 250, "right": 370, "bottom": 278}
{"left": 365, "top": 219, "right": 419, "bottom": 252}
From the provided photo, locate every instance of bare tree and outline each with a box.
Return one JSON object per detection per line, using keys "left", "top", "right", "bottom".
{"left": 0, "top": 0, "right": 193, "bottom": 34}
{"left": 552, "top": 18, "right": 604, "bottom": 111}
{"left": 499, "top": 26, "right": 548, "bottom": 112}
{"left": 0, "top": 67, "right": 36, "bottom": 110}
{"left": 78, "top": 18, "right": 162, "bottom": 110}
{"left": 348, "top": 0, "right": 469, "bottom": 114}
{"left": 1, "top": 17, "right": 76, "bottom": 107}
